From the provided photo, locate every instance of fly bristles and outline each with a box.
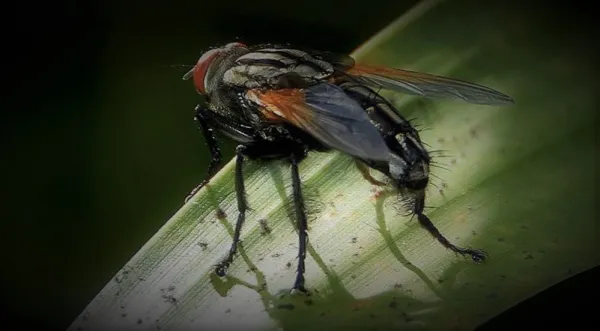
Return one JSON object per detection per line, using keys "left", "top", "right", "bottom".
{"left": 428, "top": 149, "right": 452, "bottom": 158}
{"left": 394, "top": 193, "right": 417, "bottom": 217}
{"left": 169, "top": 64, "right": 195, "bottom": 68}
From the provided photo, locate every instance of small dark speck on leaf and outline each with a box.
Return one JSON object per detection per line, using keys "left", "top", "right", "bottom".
{"left": 197, "top": 242, "right": 208, "bottom": 250}
{"left": 121, "top": 313, "right": 127, "bottom": 317}
{"left": 137, "top": 319, "right": 143, "bottom": 324}
{"left": 259, "top": 219, "right": 272, "bottom": 235}
{"left": 225, "top": 309, "right": 231, "bottom": 313}
{"left": 286, "top": 262, "right": 292, "bottom": 268}
{"left": 437, "top": 137, "right": 445, "bottom": 143}
{"left": 500, "top": 274, "right": 507, "bottom": 280}
{"left": 351, "top": 275, "right": 357, "bottom": 279}
{"left": 351, "top": 237, "right": 357, "bottom": 244}
{"left": 394, "top": 282, "right": 402, "bottom": 289}
{"left": 525, "top": 254, "right": 534, "bottom": 260}
{"left": 451, "top": 159, "right": 457, "bottom": 165}
{"left": 388, "top": 301, "right": 398, "bottom": 309}
{"left": 271, "top": 253, "right": 281, "bottom": 258}
{"left": 497, "top": 237, "right": 505, "bottom": 242}
{"left": 163, "top": 295, "right": 177, "bottom": 304}
{"left": 353, "top": 253, "right": 359, "bottom": 257}
{"left": 216, "top": 208, "right": 226, "bottom": 219}
{"left": 304, "top": 299, "right": 313, "bottom": 306}
{"left": 437, "top": 279, "right": 445, "bottom": 284}
{"left": 370, "top": 313, "right": 376, "bottom": 319}
{"left": 277, "top": 303, "right": 295, "bottom": 310}
{"left": 470, "top": 128, "right": 478, "bottom": 138}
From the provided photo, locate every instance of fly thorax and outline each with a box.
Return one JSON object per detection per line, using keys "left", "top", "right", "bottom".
{"left": 222, "top": 48, "right": 334, "bottom": 89}
{"left": 204, "top": 47, "right": 250, "bottom": 97}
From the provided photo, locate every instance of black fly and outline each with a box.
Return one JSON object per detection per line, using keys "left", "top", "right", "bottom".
{"left": 182, "top": 42, "right": 514, "bottom": 293}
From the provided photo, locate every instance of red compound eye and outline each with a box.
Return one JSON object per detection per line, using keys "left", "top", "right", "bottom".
{"left": 190, "top": 48, "right": 221, "bottom": 94}
{"left": 183, "top": 42, "right": 247, "bottom": 94}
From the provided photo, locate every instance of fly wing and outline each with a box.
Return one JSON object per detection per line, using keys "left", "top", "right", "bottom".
{"left": 246, "top": 83, "right": 390, "bottom": 161}
{"left": 346, "top": 64, "right": 514, "bottom": 106}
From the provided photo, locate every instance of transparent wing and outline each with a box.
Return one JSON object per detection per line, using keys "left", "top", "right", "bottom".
{"left": 347, "top": 64, "right": 514, "bottom": 106}
{"left": 246, "top": 83, "right": 390, "bottom": 161}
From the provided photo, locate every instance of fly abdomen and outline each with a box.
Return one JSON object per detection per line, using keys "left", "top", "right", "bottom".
{"left": 338, "top": 82, "right": 416, "bottom": 135}
{"left": 338, "top": 81, "right": 430, "bottom": 190}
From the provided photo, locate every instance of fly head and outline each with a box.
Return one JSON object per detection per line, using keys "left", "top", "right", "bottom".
{"left": 183, "top": 42, "right": 249, "bottom": 97}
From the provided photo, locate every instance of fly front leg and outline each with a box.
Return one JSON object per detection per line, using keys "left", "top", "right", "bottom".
{"left": 215, "top": 145, "right": 249, "bottom": 276}
{"left": 185, "top": 105, "right": 256, "bottom": 202}
{"left": 185, "top": 105, "right": 222, "bottom": 202}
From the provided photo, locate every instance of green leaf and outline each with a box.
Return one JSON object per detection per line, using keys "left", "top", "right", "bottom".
{"left": 68, "top": 0, "right": 598, "bottom": 330}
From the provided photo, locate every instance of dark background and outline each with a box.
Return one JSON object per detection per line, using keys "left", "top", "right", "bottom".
{"left": 1, "top": 0, "right": 597, "bottom": 330}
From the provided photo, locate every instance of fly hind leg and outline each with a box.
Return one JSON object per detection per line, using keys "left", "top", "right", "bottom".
{"left": 413, "top": 195, "right": 487, "bottom": 263}
{"left": 290, "top": 150, "right": 310, "bottom": 293}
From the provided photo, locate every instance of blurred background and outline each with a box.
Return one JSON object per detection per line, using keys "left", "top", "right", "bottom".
{"left": 1, "top": 0, "right": 596, "bottom": 330}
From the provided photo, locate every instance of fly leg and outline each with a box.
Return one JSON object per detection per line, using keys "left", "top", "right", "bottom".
{"left": 413, "top": 195, "right": 487, "bottom": 263}
{"left": 355, "top": 159, "right": 387, "bottom": 186}
{"left": 185, "top": 105, "right": 222, "bottom": 202}
{"left": 215, "top": 145, "right": 248, "bottom": 276}
{"left": 185, "top": 105, "right": 255, "bottom": 202}
{"left": 290, "top": 151, "right": 309, "bottom": 293}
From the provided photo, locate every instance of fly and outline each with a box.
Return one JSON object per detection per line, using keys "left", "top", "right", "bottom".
{"left": 182, "top": 42, "right": 514, "bottom": 293}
